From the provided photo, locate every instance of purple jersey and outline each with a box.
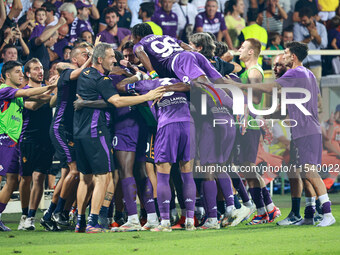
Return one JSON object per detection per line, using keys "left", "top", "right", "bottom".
{"left": 53, "top": 38, "right": 69, "bottom": 59}
{"left": 68, "top": 17, "right": 94, "bottom": 44}
{"left": 151, "top": 8, "right": 178, "bottom": 38}
{"left": 29, "top": 24, "right": 45, "bottom": 41}
{"left": 109, "top": 74, "right": 140, "bottom": 131}
{"left": 133, "top": 34, "right": 183, "bottom": 78}
{"left": 194, "top": 11, "right": 227, "bottom": 38}
{"left": 97, "top": 28, "right": 131, "bottom": 49}
{"left": 127, "top": 78, "right": 191, "bottom": 129}
{"left": 276, "top": 66, "right": 321, "bottom": 140}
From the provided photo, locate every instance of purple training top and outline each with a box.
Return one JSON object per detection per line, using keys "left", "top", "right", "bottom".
{"left": 127, "top": 78, "right": 191, "bottom": 129}
{"left": 133, "top": 34, "right": 183, "bottom": 78}
{"left": 151, "top": 8, "right": 178, "bottom": 38}
{"left": 194, "top": 11, "right": 227, "bottom": 38}
{"left": 97, "top": 28, "right": 131, "bottom": 50}
{"left": 68, "top": 17, "right": 94, "bottom": 44}
{"left": 276, "top": 66, "right": 321, "bottom": 140}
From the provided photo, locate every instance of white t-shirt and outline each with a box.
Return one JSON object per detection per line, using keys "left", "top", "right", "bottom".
{"left": 172, "top": 2, "right": 198, "bottom": 37}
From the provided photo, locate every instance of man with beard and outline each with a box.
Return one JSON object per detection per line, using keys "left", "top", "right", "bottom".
{"left": 17, "top": 59, "right": 55, "bottom": 231}
{"left": 97, "top": 7, "right": 131, "bottom": 50}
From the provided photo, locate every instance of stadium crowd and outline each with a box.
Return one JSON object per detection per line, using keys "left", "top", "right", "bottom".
{"left": 0, "top": 0, "right": 339, "bottom": 233}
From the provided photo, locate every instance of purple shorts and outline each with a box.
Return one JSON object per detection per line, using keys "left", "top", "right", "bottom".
{"left": 154, "top": 122, "right": 195, "bottom": 163}
{"left": 0, "top": 134, "right": 20, "bottom": 176}
{"left": 172, "top": 51, "right": 222, "bottom": 82}
{"left": 236, "top": 129, "right": 261, "bottom": 164}
{"left": 198, "top": 119, "right": 236, "bottom": 165}
{"left": 113, "top": 126, "right": 147, "bottom": 162}
{"left": 292, "top": 134, "right": 322, "bottom": 166}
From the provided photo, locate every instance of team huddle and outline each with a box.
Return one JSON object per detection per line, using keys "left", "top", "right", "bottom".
{"left": 0, "top": 23, "right": 336, "bottom": 233}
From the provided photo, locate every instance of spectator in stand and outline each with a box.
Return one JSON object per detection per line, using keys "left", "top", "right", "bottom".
{"left": 318, "top": 0, "right": 339, "bottom": 23}
{"left": 281, "top": 26, "right": 294, "bottom": 48}
{"left": 238, "top": 9, "right": 267, "bottom": 66}
{"left": 28, "top": 17, "right": 67, "bottom": 80}
{"left": 116, "top": 0, "right": 132, "bottom": 29}
{"left": 138, "top": 2, "right": 163, "bottom": 36}
{"left": 172, "top": 0, "right": 197, "bottom": 42}
{"left": 0, "top": 45, "right": 19, "bottom": 74}
{"left": 152, "top": 0, "right": 178, "bottom": 38}
{"left": 52, "top": 24, "right": 70, "bottom": 60}
{"left": 293, "top": 0, "right": 319, "bottom": 22}
{"left": 62, "top": 46, "right": 72, "bottom": 61}
{"left": 97, "top": 7, "right": 131, "bottom": 50}
{"left": 259, "top": 0, "right": 288, "bottom": 34}
{"left": 293, "top": 7, "right": 327, "bottom": 83}
{"left": 224, "top": 0, "right": 245, "bottom": 48}
{"left": 267, "top": 32, "right": 283, "bottom": 51}
{"left": 81, "top": 30, "right": 94, "bottom": 45}
{"left": 29, "top": 8, "right": 47, "bottom": 40}
{"left": 41, "top": 2, "right": 58, "bottom": 27}
{"left": 195, "top": 0, "right": 233, "bottom": 49}
{"left": 18, "top": 0, "right": 44, "bottom": 27}
{"left": 0, "top": 26, "right": 30, "bottom": 61}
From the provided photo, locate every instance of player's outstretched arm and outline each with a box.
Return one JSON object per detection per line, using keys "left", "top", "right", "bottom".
{"left": 225, "top": 78, "right": 280, "bottom": 94}
{"left": 107, "top": 86, "right": 165, "bottom": 108}
{"left": 15, "top": 84, "right": 56, "bottom": 98}
{"left": 165, "top": 82, "right": 190, "bottom": 92}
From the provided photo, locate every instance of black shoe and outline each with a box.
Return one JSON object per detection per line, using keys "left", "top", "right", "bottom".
{"left": 40, "top": 217, "right": 60, "bottom": 231}
{"left": 52, "top": 212, "right": 70, "bottom": 227}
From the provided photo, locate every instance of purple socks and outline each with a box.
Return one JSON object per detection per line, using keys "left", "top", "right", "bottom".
{"left": 217, "top": 173, "right": 234, "bottom": 207}
{"left": 142, "top": 178, "right": 156, "bottom": 214}
{"left": 202, "top": 180, "right": 217, "bottom": 218}
{"left": 157, "top": 172, "right": 171, "bottom": 220}
{"left": 0, "top": 202, "right": 6, "bottom": 214}
{"left": 181, "top": 172, "right": 196, "bottom": 219}
{"left": 248, "top": 187, "right": 265, "bottom": 209}
{"left": 261, "top": 187, "right": 273, "bottom": 206}
{"left": 121, "top": 177, "right": 137, "bottom": 216}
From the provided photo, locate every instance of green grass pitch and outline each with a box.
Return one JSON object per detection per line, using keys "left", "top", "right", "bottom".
{"left": 0, "top": 194, "right": 339, "bottom": 255}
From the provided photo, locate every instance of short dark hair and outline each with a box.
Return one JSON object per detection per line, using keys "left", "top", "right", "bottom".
{"left": 140, "top": 2, "right": 155, "bottom": 18}
{"left": 214, "top": 41, "right": 228, "bottom": 58}
{"left": 42, "top": 2, "right": 57, "bottom": 15}
{"left": 247, "top": 8, "right": 258, "bottom": 22}
{"left": 132, "top": 23, "right": 153, "bottom": 39}
{"left": 63, "top": 45, "right": 73, "bottom": 53}
{"left": 298, "top": 7, "right": 314, "bottom": 18}
{"left": 269, "top": 32, "right": 280, "bottom": 44}
{"left": 245, "top": 38, "right": 262, "bottom": 58}
{"left": 103, "top": 6, "right": 119, "bottom": 18}
{"left": 282, "top": 25, "right": 293, "bottom": 35}
{"left": 1, "top": 60, "right": 22, "bottom": 79}
{"left": 286, "top": 41, "right": 308, "bottom": 62}
{"left": 114, "top": 50, "right": 124, "bottom": 66}
{"left": 24, "top": 58, "right": 41, "bottom": 79}
{"left": 121, "top": 41, "right": 134, "bottom": 51}
{"left": 35, "top": 7, "right": 47, "bottom": 15}
{"left": 1, "top": 44, "right": 17, "bottom": 57}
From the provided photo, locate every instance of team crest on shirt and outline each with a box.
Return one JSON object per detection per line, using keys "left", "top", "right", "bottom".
{"left": 104, "top": 77, "right": 110, "bottom": 80}
{"left": 83, "top": 70, "right": 90, "bottom": 75}
{"left": 214, "top": 18, "right": 219, "bottom": 23}
{"left": 160, "top": 14, "right": 165, "bottom": 18}
{"left": 22, "top": 157, "right": 27, "bottom": 163}
{"left": 68, "top": 141, "right": 75, "bottom": 147}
